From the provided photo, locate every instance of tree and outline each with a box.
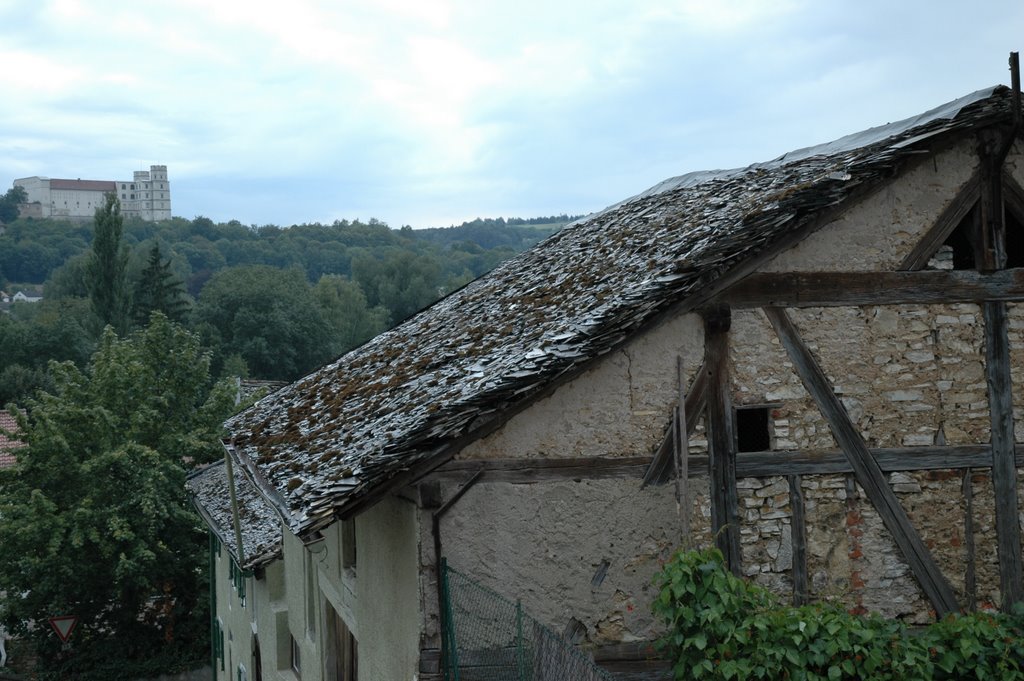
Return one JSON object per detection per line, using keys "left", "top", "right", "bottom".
{"left": 0, "top": 185, "right": 26, "bottom": 224}
{"left": 192, "top": 265, "right": 331, "bottom": 380}
{"left": 313, "top": 274, "right": 388, "bottom": 356}
{"left": 133, "top": 243, "right": 189, "bottom": 325}
{"left": 85, "top": 194, "right": 131, "bottom": 334}
{"left": 0, "top": 314, "right": 236, "bottom": 674}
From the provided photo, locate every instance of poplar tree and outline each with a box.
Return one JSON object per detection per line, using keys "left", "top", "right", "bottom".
{"left": 86, "top": 194, "right": 130, "bottom": 334}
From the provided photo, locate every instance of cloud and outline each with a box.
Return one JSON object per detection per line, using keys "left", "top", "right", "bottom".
{"left": 0, "top": 0, "right": 1022, "bottom": 227}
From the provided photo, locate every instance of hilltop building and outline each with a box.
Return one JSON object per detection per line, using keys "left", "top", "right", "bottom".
{"left": 14, "top": 165, "right": 171, "bottom": 221}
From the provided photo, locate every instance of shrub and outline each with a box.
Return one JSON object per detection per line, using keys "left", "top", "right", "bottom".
{"left": 652, "top": 547, "right": 1024, "bottom": 680}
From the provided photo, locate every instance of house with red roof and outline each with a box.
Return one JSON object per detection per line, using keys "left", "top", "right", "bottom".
{"left": 0, "top": 411, "right": 25, "bottom": 469}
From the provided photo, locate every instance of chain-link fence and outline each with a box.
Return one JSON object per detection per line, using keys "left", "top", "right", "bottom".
{"left": 440, "top": 560, "right": 614, "bottom": 681}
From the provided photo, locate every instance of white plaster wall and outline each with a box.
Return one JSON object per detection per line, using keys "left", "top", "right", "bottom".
{"left": 459, "top": 312, "right": 705, "bottom": 461}
{"left": 437, "top": 478, "right": 709, "bottom": 646}
{"left": 352, "top": 495, "right": 421, "bottom": 681}
{"left": 214, "top": 540, "right": 280, "bottom": 681}
{"left": 760, "top": 139, "right": 979, "bottom": 273}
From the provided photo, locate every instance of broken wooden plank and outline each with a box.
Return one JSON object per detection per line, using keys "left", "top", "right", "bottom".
{"left": 642, "top": 362, "right": 707, "bottom": 487}
{"left": 674, "top": 357, "right": 691, "bottom": 545}
{"left": 764, "top": 306, "right": 959, "bottom": 616}
{"left": 899, "top": 168, "right": 981, "bottom": 270}
{"left": 719, "top": 267, "right": 1024, "bottom": 308}
{"left": 962, "top": 468, "right": 977, "bottom": 611}
{"left": 983, "top": 300, "right": 1023, "bottom": 610}
{"left": 703, "top": 306, "right": 742, "bottom": 575}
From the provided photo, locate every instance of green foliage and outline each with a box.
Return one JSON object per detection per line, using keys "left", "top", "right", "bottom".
{"left": 192, "top": 265, "right": 332, "bottom": 380}
{"left": 0, "top": 314, "right": 237, "bottom": 673}
{"left": 313, "top": 274, "right": 388, "bottom": 355}
{"left": 652, "top": 547, "right": 1024, "bottom": 680}
{"left": 0, "top": 185, "right": 26, "bottom": 224}
{"left": 0, "top": 298, "right": 98, "bottom": 405}
{"left": 86, "top": 194, "right": 131, "bottom": 334}
{"left": 133, "top": 243, "right": 190, "bottom": 324}
{"left": 0, "top": 212, "right": 573, "bottom": 401}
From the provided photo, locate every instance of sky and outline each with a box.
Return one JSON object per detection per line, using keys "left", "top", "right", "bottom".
{"left": 0, "top": 1, "right": 1021, "bottom": 229}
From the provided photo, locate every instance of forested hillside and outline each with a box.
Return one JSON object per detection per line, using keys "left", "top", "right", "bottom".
{"left": 0, "top": 210, "right": 579, "bottom": 403}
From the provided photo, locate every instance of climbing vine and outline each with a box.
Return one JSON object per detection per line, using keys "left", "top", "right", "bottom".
{"left": 652, "top": 546, "right": 1024, "bottom": 680}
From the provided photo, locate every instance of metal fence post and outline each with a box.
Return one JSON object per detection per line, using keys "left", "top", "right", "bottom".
{"left": 515, "top": 599, "right": 526, "bottom": 681}
{"left": 440, "top": 558, "right": 461, "bottom": 681}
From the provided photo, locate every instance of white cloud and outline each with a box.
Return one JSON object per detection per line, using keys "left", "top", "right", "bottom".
{"left": 0, "top": 0, "right": 1021, "bottom": 226}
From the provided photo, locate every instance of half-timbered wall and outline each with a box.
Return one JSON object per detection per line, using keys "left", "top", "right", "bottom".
{"left": 426, "top": 137, "right": 1024, "bottom": 658}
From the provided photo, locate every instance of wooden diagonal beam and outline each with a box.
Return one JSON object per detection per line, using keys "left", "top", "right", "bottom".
{"left": 899, "top": 168, "right": 981, "bottom": 270}
{"left": 764, "top": 307, "right": 959, "bottom": 616}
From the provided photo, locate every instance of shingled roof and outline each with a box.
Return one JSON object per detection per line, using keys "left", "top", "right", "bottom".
{"left": 221, "top": 85, "right": 1016, "bottom": 552}
{"left": 187, "top": 460, "right": 283, "bottom": 569}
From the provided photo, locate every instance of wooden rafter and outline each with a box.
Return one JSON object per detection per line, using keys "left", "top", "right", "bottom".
{"left": 764, "top": 306, "right": 959, "bottom": 616}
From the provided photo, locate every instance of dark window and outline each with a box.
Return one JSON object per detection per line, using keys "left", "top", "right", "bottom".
{"left": 341, "top": 519, "right": 356, "bottom": 570}
{"left": 1006, "top": 209, "right": 1023, "bottom": 268}
{"left": 291, "top": 635, "right": 301, "bottom": 676}
{"left": 942, "top": 211, "right": 976, "bottom": 270}
{"left": 736, "top": 406, "right": 770, "bottom": 452}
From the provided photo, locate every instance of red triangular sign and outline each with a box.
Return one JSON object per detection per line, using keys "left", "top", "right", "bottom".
{"left": 49, "top": 616, "right": 78, "bottom": 642}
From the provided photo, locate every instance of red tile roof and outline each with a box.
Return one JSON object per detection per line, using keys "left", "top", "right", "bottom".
{"left": 49, "top": 179, "right": 116, "bottom": 192}
{"left": 0, "top": 411, "right": 25, "bottom": 468}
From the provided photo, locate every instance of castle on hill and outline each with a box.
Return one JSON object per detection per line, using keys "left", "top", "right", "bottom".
{"left": 14, "top": 164, "right": 171, "bottom": 222}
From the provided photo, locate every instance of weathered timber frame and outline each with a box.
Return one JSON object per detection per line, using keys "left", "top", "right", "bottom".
{"left": 975, "top": 120, "right": 1024, "bottom": 609}
{"left": 702, "top": 306, "right": 742, "bottom": 574}
{"left": 765, "top": 307, "right": 959, "bottom": 615}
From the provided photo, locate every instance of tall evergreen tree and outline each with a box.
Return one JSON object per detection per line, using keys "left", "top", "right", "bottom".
{"left": 86, "top": 194, "right": 130, "bottom": 334}
{"left": 134, "top": 243, "right": 189, "bottom": 325}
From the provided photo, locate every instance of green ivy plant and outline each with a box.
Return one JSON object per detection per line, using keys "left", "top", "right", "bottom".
{"left": 652, "top": 547, "right": 1024, "bottom": 680}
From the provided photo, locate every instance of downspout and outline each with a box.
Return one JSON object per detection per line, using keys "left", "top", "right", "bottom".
{"left": 432, "top": 469, "right": 485, "bottom": 681}
{"left": 223, "top": 443, "right": 247, "bottom": 567}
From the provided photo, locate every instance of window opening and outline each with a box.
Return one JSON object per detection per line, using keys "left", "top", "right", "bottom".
{"left": 341, "top": 519, "right": 356, "bottom": 571}
{"left": 940, "top": 209, "right": 977, "bottom": 270}
{"left": 1006, "top": 209, "right": 1023, "bottom": 268}
{"left": 290, "top": 635, "right": 301, "bottom": 676}
{"left": 735, "top": 406, "right": 771, "bottom": 453}
{"left": 230, "top": 558, "right": 247, "bottom": 606}
{"left": 326, "top": 601, "right": 358, "bottom": 681}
